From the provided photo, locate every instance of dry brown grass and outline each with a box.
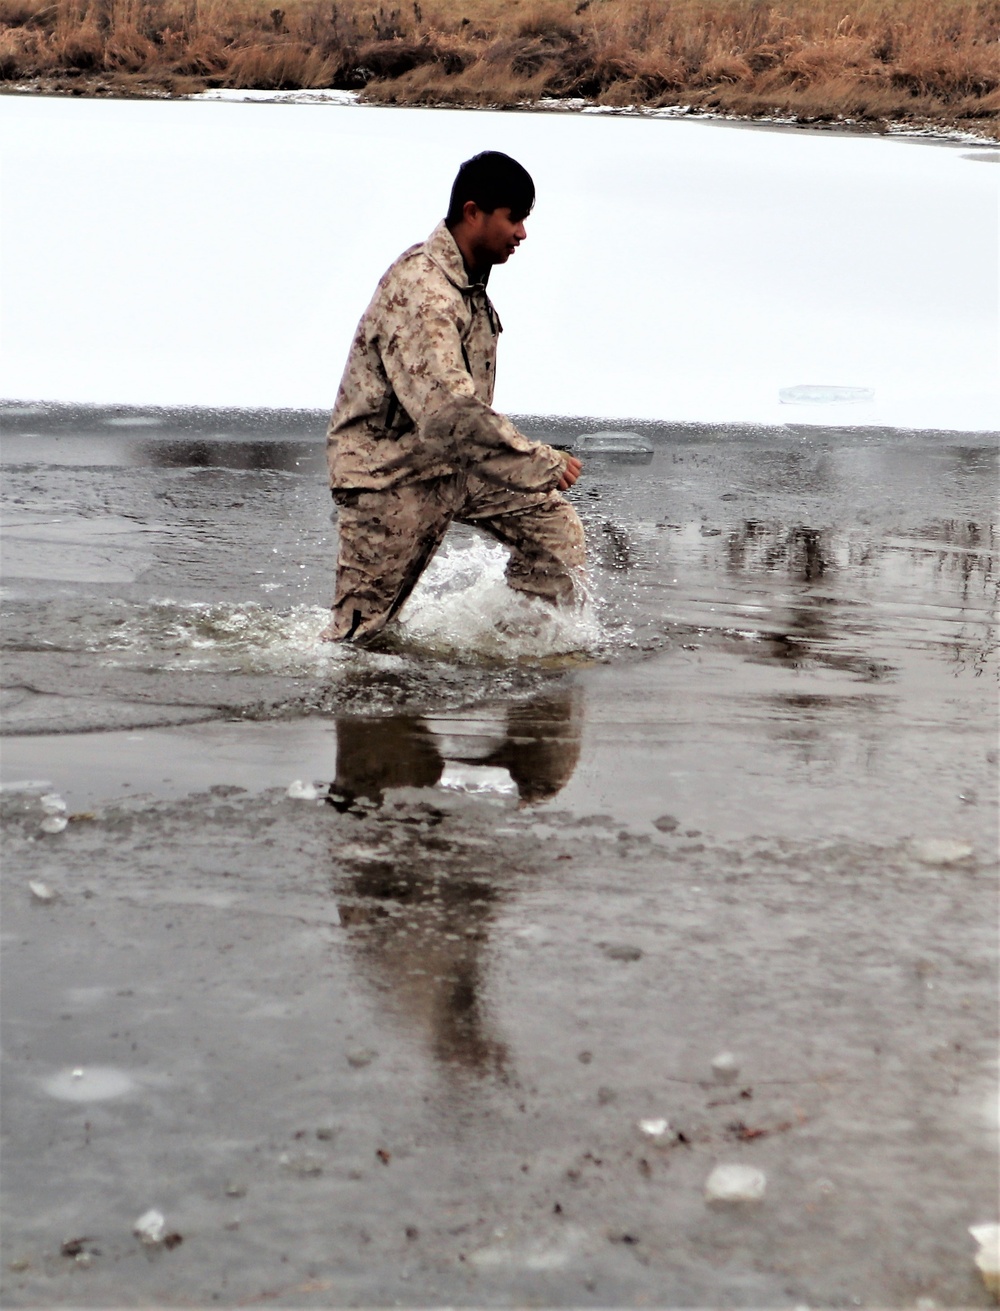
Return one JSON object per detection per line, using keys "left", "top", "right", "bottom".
{"left": 1, "top": 0, "right": 997, "bottom": 136}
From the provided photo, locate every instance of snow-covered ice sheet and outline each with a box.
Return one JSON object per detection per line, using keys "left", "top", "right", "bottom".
{"left": 0, "top": 95, "right": 996, "bottom": 429}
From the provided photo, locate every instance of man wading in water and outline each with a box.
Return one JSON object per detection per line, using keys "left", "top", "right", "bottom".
{"left": 322, "top": 151, "right": 585, "bottom": 645}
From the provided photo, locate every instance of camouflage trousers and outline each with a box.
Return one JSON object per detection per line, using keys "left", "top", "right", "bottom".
{"left": 328, "top": 473, "right": 586, "bottom": 644}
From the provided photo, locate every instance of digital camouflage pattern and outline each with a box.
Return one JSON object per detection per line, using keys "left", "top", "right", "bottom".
{"left": 329, "top": 477, "right": 585, "bottom": 643}
{"left": 325, "top": 221, "right": 586, "bottom": 643}
{"left": 327, "top": 220, "right": 567, "bottom": 495}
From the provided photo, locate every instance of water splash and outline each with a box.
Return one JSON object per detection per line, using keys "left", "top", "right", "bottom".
{"left": 397, "top": 538, "right": 602, "bottom": 662}
{"left": 100, "top": 599, "right": 339, "bottom": 675}
{"left": 92, "top": 540, "right": 602, "bottom": 675}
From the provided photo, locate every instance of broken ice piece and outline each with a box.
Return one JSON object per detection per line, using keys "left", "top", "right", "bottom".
{"left": 573, "top": 431, "right": 653, "bottom": 460}
{"left": 711, "top": 1052, "right": 740, "bottom": 1084}
{"left": 133, "top": 1210, "right": 166, "bottom": 1244}
{"left": 704, "top": 1163, "right": 767, "bottom": 1203}
{"left": 40, "top": 815, "right": 68, "bottom": 834}
{"left": 779, "top": 384, "right": 874, "bottom": 405}
{"left": 637, "top": 1118, "right": 671, "bottom": 1145}
{"left": 29, "top": 880, "right": 55, "bottom": 902}
{"left": 286, "top": 780, "right": 319, "bottom": 801}
{"left": 40, "top": 794, "right": 67, "bottom": 814}
{"left": 970, "top": 1224, "right": 1000, "bottom": 1296}
{"left": 911, "top": 838, "right": 974, "bottom": 867}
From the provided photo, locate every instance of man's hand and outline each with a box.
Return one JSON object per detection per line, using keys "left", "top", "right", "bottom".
{"left": 558, "top": 455, "right": 583, "bottom": 491}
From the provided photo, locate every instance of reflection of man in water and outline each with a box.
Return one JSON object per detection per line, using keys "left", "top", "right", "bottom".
{"left": 328, "top": 692, "right": 582, "bottom": 810}
{"left": 322, "top": 151, "right": 584, "bottom": 646}
{"left": 328, "top": 691, "right": 583, "bottom": 1076}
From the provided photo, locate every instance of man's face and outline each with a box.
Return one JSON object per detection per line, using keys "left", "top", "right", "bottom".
{"left": 472, "top": 206, "right": 527, "bottom": 267}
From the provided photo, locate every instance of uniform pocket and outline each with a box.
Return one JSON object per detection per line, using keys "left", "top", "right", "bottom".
{"left": 383, "top": 389, "right": 414, "bottom": 437}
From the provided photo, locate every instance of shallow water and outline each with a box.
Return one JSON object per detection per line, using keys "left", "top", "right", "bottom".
{"left": 1, "top": 402, "right": 996, "bottom": 845}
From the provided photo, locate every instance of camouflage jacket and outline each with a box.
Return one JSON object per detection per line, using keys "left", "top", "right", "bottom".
{"left": 326, "top": 221, "right": 566, "bottom": 494}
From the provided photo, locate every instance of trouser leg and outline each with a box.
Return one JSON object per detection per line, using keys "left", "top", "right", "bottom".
{"left": 328, "top": 481, "right": 456, "bottom": 643}
{"left": 460, "top": 487, "right": 587, "bottom": 606}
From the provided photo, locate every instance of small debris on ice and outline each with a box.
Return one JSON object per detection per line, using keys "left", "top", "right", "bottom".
{"left": 711, "top": 1052, "right": 741, "bottom": 1084}
{"left": 40, "top": 815, "right": 68, "bottom": 834}
{"left": 279, "top": 1151, "right": 323, "bottom": 1177}
{"left": 704, "top": 1163, "right": 767, "bottom": 1203}
{"left": 60, "top": 1237, "right": 99, "bottom": 1260}
{"left": 29, "top": 880, "right": 55, "bottom": 902}
{"left": 637, "top": 1118, "right": 671, "bottom": 1145}
{"left": 286, "top": 780, "right": 320, "bottom": 801}
{"left": 347, "top": 1047, "right": 377, "bottom": 1068}
{"left": 40, "top": 793, "right": 67, "bottom": 814}
{"left": 71, "top": 1068, "right": 84, "bottom": 1080}
{"left": 602, "top": 944, "right": 643, "bottom": 962}
{"left": 911, "top": 838, "right": 974, "bottom": 866}
{"left": 653, "top": 814, "right": 679, "bottom": 832}
{"left": 970, "top": 1224, "right": 1000, "bottom": 1296}
{"left": 133, "top": 1210, "right": 166, "bottom": 1244}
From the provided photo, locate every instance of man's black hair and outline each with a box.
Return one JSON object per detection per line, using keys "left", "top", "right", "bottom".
{"left": 446, "top": 151, "right": 535, "bottom": 227}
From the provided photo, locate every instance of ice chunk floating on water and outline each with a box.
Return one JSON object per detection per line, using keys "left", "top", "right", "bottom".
{"left": 779, "top": 385, "right": 875, "bottom": 405}
{"left": 711, "top": 1051, "right": 741, "bottom": 1084}
{"left": 133, "top": 1209, "right": 166, "bottom": 1244}
{"left": 286, "top": 780, "right": 320, "bottom": 801}
{"left": 705, "top": 1163, "right": 767, "bottom": 1203}
{"left": 637, "top": 1118, "right": 671, "bottom": 1145}
{"left": 43, "top": 1066, "right": 137, "bottom": 1102}
{"left": 574, "top": 431, "right": 654, "bottom": 460}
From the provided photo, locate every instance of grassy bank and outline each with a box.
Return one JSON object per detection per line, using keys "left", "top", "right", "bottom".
{"left": 2, "top": 0, "right": 998, "bottom": 138}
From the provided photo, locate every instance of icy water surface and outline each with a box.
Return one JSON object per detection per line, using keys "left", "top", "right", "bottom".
{"left": 1, "top": 403, "right": 998, "bottom": 1309}
{"left": 1, "top": 403, "right": 996, "bottom": 843}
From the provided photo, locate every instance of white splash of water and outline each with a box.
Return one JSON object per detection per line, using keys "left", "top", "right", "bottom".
{"left": 100, "top": 599, "right": 344, "bottom": 675}
{"left": 93, "top": 540, "right": 601, "bottom": 673}
{"left": 398, "top": 539, "right": 601, "bottom": 662}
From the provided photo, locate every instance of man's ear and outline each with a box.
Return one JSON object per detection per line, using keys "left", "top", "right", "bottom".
{"left": 462, "top": 199, "right": 481, "bottom": 225}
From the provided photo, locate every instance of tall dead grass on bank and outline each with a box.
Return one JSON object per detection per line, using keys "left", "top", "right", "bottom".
{"left": 2, "top": 0, "right": 998, "bottom": 136}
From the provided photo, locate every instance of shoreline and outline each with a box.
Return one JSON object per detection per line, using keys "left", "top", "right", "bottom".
{"left": 3, "top": 79, "right": 998, "bottom": 145}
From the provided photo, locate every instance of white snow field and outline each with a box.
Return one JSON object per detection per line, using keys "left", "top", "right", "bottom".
{"left": 0, "top": 94, "right": 996, "bottom": 430}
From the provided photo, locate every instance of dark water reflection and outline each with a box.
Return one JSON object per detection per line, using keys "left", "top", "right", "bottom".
{"left": 327, "top": 689, "right": 583, "bottom": 811}
{"left": 326, "top": 689, "right": 584, "bottom": 1076}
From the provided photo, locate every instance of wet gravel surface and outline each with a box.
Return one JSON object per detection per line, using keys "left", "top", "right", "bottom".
{"left": 1, "top": 786, "right": 996, "bottom": 1308}
{"left": 1, "top": 403, "right": 997, "bottom": 1307}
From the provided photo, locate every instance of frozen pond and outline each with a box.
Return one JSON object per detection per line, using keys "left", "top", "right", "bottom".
{"left": 1, "top": 95, "right": 997, "bottom": 429}
{"left": 0, "top": 96, "right": 998, "bottom": 1308}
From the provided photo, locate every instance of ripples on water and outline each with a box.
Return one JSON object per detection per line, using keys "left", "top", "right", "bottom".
{"left": 1, "top": 404, "right": 996, "bottom": 727}
{"left": 72, "top": 539, "right": 605, "bottom": 677}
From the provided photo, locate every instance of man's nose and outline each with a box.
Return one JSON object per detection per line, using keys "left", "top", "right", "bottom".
{"left": 514, "top": 221, "right": 527, "bottom": 241}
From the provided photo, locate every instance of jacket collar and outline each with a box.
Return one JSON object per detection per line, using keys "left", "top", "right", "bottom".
{"left": 424, "top": 220, "right": 489, "bottom": 291}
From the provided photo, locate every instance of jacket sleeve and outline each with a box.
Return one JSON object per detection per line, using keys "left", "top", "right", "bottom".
{"left": 376, "top": 274, "right": 567, "bottom": 494}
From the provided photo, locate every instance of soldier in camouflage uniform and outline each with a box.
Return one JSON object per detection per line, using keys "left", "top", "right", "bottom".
{"left": 323, "top": 151, "right": 585, "bottom": 645}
